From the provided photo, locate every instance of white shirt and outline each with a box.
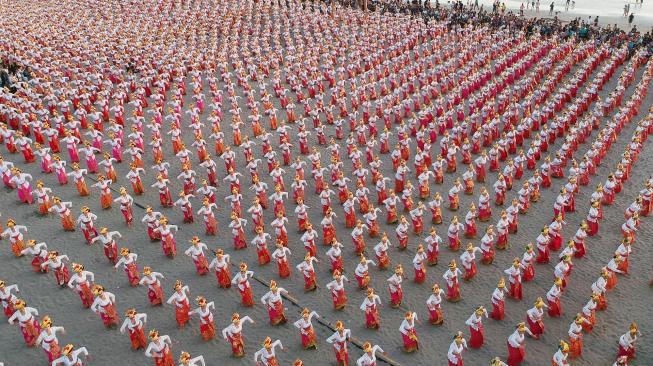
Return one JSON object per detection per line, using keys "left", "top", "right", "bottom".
{"left": 189, "top": 303, "right": 215, "bottom": 324}
{"left": 120, "top": 313, "right": 147, "bottom": 334}
{"left": 139, "top": 272, "right": 164, "bottom": 289}
{"left": 387, "top": 273, "right": 402, "bottom": 292}
{"left": 221, "top": 316, "right": 254, "bottom": 339}
{"left": 399, "top": 313, "right": 418, "bottom": 335}
{"left": 254, "top": 340, "right": 283, "bottom": 365}
{"left": 326, "top": 277, "right": 348, "bottom": 294}
{"left": 552, "top": 349, "right": 568, "bottom": 366}
{"left": 231, "top": 271, "right": 254, "bottom": 291}
{"left": 355, "top": 260, "right": 375, "bottom": 277}
{"left": 443, "top": 268, "right": 462, "bottom": 286}
{"left": 261, "top": 289, "right": 288, "bottom": 307}
{"left": 293, "top": 311, "right": 318, "bottom": 335}
{"left": 619, "top": 332, "right": 638, "bottom": 349}
{"left": 184, "top": 243, "right": 207, "bottom": 260}
{"left": 356, "top": 345, "right": 384, "bottom": 366}
{"left": 546, "top": 285, "right": 562, "bottom": 302}
{"left": 296, "top": 259, "right": 317, "bottom": 277}
{"left": 527, "top": 306, "right": 544, "bottom": 322}
{"left": 52, "top": 347, "right": 88, "bottom": 366}
{"left": 427, "top": 290, "right": 445, "bottom": 310}
{"left": 115, "top": 253, "right": 138, "bottom": 270}
{"left": 91, "top": 292, "right": 116, "bottom": 314}
{"left": 8, "top": 306, "right": 38, "bottom": 325}
{"left": 508, "top": 329, "right": 532, "bottom": 348}
{"left": 326, "top": 329, "right": 351, "bottom": 351}
{"left": 36, "top": 326, "right": 65, "bottom": 351}
{"left": 591, "top": 276, "right": 607, "bottom": 294}
{"left": 491, "top": 287, "right": 505, "bottom": 304}
{"left": 178, "top": 355, "right": 205, "bottom": 366}
{"left": 465, "top": 310, "right": 487, "bottom": 331}
{"left": 145, "top": 335, "right": 171, "bottom": 358}
{"left": 447, "top": 339, "right": 467, "bottom": 363}
{"left": 67, "top": 271, "right": 95, "bottom": 291}
{"left": 166, "top": 287, "right": 189, "bottom": 308}
{"left": 360, "top": 295, "right": 381, "bottom": 312}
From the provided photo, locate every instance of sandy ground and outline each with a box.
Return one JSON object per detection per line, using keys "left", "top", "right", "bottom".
{"left": 1, "top": 13, "right": 652, "bottom": 366}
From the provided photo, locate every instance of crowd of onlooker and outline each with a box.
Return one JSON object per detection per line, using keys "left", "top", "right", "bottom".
{"left": 0, "top": 60, "right": 32, "bottom": 93}
{"left": 330, "top": 0, "right": 653, "bottom": 55}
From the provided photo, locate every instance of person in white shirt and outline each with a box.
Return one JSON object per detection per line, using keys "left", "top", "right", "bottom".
{"left": 459, "top": 243, "right": 482, "bottom": 281}
{"left": 166, "top": 280, "right": 191, "bottom": 328}
{"left": 426, "top": 283, "right": 445, "bottom": 325}
{"left": 35, "top": 315, "right": 65, "bottom": 363}
{"left": 231, "top": 263, "right": 255, "bottom": 306}
{"left": 119, "top": 309, "right": 147, "bottom": 351}
{"left": 507, "top": 322, "right": 534, "bottom": 365}
{"left": 526, "top": 297, "right": 547, "bottom": 339}
{"left": 326, "top": 270, "right": 349, "bottom": 310}
{"left": 221, "top": 312, "right": 254, "bottom": 357}
{"left": 616, "top": 322, "right": 641, "bottom": 361}
{"left": 0, "top": 280, "right": 19, "bottom": 318}
{"left": 387, "top": 264, "right": 404, "bottom": 308}
{"left": 504, "top": 258, "right": 524, "bottom": 301}
{"left": 447, "top": 331, "right": 467, "bottom": 365}
{"left": 51, "top": 344, "right": 89, "bottom": 366}
{"left": 139, "top": 266, "right": 165, "bottom": 306}
{"left": 90, "top": 285, "right": 118, "bottom": 328}
{"left": 206, "top": 249, "right": 230, "bottom": 287}
{"left": 443, "top": 260, "right": 462, "bottom": 302}
{"left": 67, "top": 263, "right": 95, "bottom": 309}
{"left": 293, "top": 308, "right": 319, "bottom": 350}
{"left": 8, "top": 298, "right": 40, "bottom": 346}
{"left": 188, "top": 296, "right": 215, "bottom": 341}
{"left": 261, "top": 281, "right": 288, "bottom": 325}
{"left": 360, "top": 287, "right": 382, "bottom": 329}
{"left": 546, "top": 278, "right": 564, "bottom": 317}
{"left": 114, "top": 247, "right": 140, "bottom": 287}
{"left": 91, "top": 227, "right": 121, "bottom": 265}
{"left": 178, "top": 351, "right": 206, "bottom": 366}
{"left": 567, "top": 314, "right": 590, "bottom": 359}
{"left": 184, "top": 237, "right": 209, "bottom": 275}
{"left": 489, "top": 357, "right": 509, "bottom": 365}
{"left": 145, "top": 330, "right": 173, "bottom": 365}
{"left": 254, "top": 338, "right": 283, "bottom": 366}
{"left": 356, "top": 342, "right": 385, "bottom": 366}
{"left": 296, "top": 253, "right": 319, "bottom": 291}
{"left": 465, "top": 306, "right": 488, "bottom": 349}
{"left": 412, "top": 245, "right": 428, "bottom": 283}
{"left": 551, "top": 340, "right": 570, "bottom": 366}
{"left": 326, "top": 321, "right": 351, "bottom": 365}
{"left": 399, "top": 311, "right": 419, "bottom": 353}
{"left": 1, "top": 219, "right": 28, "bottom": 257}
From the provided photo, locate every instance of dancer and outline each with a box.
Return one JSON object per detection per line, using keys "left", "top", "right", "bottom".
{"left": 222, "top": 313, "right": 254, "bottom": 358}
{"left": 119, "top": 309, "right": 148, "bottom": 351}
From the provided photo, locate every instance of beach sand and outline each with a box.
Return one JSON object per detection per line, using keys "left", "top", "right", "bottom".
{"left": 0, "top": 11, "right": 652, "bottom": 366}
